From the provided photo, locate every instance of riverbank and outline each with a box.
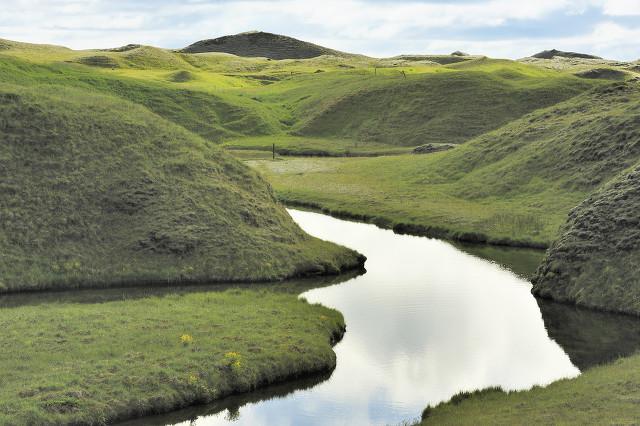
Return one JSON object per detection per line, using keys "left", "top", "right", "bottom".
{"left": 417, "top": 352, "right": 640, "bottom": 425}
{"left": 245, "top": 155, "right": 586, "bottom": 250}
{"left": 281, "top": 199, "right": 550, "bottom": 249}
{"left": 0, "top": 288, "right": 346, "bottom": 425}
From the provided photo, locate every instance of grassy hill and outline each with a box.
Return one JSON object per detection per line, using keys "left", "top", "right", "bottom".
{"left": 291, "top": 59, "right": 595, "bottom": 146}
{"left": 249, "top": 81, "right": 640, "bottom": 247}
{"left": 181, "top": 31, "right": 351, "bottom": 59}
{"left": 531, "top": 49, "right": 602, "bottom": 59}
{"left": 0, "top": 83, "right": 363, "bottom": 292}
{"left": 533, "top": 164, "right": 640, "bottom": 315}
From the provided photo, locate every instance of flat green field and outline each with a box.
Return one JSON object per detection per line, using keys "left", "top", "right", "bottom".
{"left": 0, "top": 286, "right": 345, "bottom": 425}
{"left": 248, "top": 155, "right": 583, "bottom": 247}
{"left": 224, "top": 135, "right": 411, "bottom": 157}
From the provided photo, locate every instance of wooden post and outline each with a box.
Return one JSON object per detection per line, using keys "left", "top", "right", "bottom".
{"left": 272, "top": 143, "right": 275, "bottom": 160}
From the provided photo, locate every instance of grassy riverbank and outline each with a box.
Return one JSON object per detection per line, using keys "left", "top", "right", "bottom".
{"left": 418, "top": 353, "right": 640, "bottom": 425}
{"left": 0, "top": 288, "right": 345, "bottom": 424}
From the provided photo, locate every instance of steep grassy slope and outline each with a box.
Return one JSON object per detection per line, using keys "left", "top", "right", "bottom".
{"left": 0, "top": 83, "right": 363, "bottom": 292}
{"left": 250, "top": 81, "right": 640, "bottom": 246}
{"left": 182, "top": 31, "right": 350, "bottom": 59}
{"left": 293, "top": 60, "right": 595, "bottom": 146}
{"left": 533, "top": 165, "right": 640, "bottom": 315}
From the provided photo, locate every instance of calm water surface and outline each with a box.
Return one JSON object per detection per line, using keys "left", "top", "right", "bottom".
{"left": 116, "top": 209, "right": 640, "bottom": 426}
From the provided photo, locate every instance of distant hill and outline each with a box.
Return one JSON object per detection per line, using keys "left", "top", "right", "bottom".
{"left": 181, "top": 31, "right": 350, "bottom": 59}
{"left": 531, "top": 49, "right": 602, "bottom": 60}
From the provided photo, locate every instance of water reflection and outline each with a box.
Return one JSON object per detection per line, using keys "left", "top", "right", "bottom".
{"left": 538, "top": 299, "right": 640, "bottom": 370}
{"left": 8, "top": 210, "right": 637, "bottom": 426}
{"left": 123, "top": 210, "right": 589, "bottom": 426}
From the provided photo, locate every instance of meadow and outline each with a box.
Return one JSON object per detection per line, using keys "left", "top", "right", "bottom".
{"left": 1, "top": 36, "right": 640, "bottom": 424}
{"left": 0, "top": 287, "right": 345, "bottom": 424}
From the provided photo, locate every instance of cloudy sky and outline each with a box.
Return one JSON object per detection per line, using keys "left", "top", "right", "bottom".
{"left": 1, "top": 0, "right": 639, "bottom": 60}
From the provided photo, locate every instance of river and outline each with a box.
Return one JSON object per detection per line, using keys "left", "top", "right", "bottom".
{"left": 116, "top": 209, "right": 640, "bottom": 426}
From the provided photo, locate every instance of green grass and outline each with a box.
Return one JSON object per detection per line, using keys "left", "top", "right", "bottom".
{"left": 247, "top": 81, "right": 640, "bottom": 248}
{"left": 533, "top": 164, "right": 640, "bottom": 315}
{"left": 291, "top": 59, "right": 597, "bottom": 146}
{"left": 0, "top": 287, "right": 345, "bottom": 424}
{"left": 0, "top": 83, "right": 363, "bottom": 292}
{"left": 417, "top": 353, "right": 640, "bottom": 425}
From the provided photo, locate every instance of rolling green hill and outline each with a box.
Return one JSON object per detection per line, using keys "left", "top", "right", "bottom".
{"left": 0, "top": 83, "right": 363, "bottom": 292}
{"left": 288, "top": 60, "right": 597, "bottom": 146}
{"left": 250, "top": 81, "right": 640, "bottom": 247}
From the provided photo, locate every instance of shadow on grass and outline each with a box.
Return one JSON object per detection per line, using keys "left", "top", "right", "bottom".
{"left": 0, "top": 269, "right": 365, "bottom": 309}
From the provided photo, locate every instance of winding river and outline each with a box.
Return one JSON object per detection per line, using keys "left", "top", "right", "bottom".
{"left": 117, "top": 209, "right": 640, "bottom": 426}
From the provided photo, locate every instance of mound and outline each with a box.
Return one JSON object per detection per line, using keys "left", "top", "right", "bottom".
{"left": 575, "top": 68, "right": 627, "bottom": 80}
{"left": 532, "top": 166, "right": 640, "bottom": 315}
{"left": 0, "top": 84, "right": 363, "bottom": 292}
{"left": 122, "top": 46, "right": 192, "bottom": 69}
{"left": 532, "top": 49, "right": 602, "bottom": 60}
{"left": 389, "top": 54, "right": 471, "bottom": 65}
{"left": 437, "top": 82, "right": 640, "bottom": 195}
{"left": 100, "top": 44, "right": 141, "bottom": 52}
{"left": 168, "top": 70, "right": 195, "bottom": 82}
{"left": 75, "top": 55, "right": 119, "bottom": 68}
{"left": 181, "top": 31, "right": 348, "bottom": 59}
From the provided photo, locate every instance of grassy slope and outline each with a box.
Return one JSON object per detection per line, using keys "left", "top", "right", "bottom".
{"left": 250, "top": 81, "right": 640, "bottom": 247}
{"left": 0, "top": 288, "right": 345, "bottom": 424}
{"left": 533, "top": 164, "right": 640, "bottom": 315}
{"left": 0, "top": 55, "right": 282, "bottom": 143}
{"left": 0, "top": 40, "right": 598, "bottom": 153}
{"left": 0, "top": 83, "right": 363, "bottom": 292}
{"left": 293, "top": 59, "right": 594, "bottom": 146}
{"left": 417, "top": 353, "right": 640, "bottom": 425}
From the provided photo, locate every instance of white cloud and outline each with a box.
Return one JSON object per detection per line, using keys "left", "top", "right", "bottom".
{"left": 602, "top": 0, "right": 640, "bottom": 16}
{"left": 0, "top": 0, "right": 638, "bottom": 60}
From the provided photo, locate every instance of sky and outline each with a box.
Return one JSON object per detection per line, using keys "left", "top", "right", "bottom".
{"left": 1, "top": 0, "right": 639, "bottom": 60}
